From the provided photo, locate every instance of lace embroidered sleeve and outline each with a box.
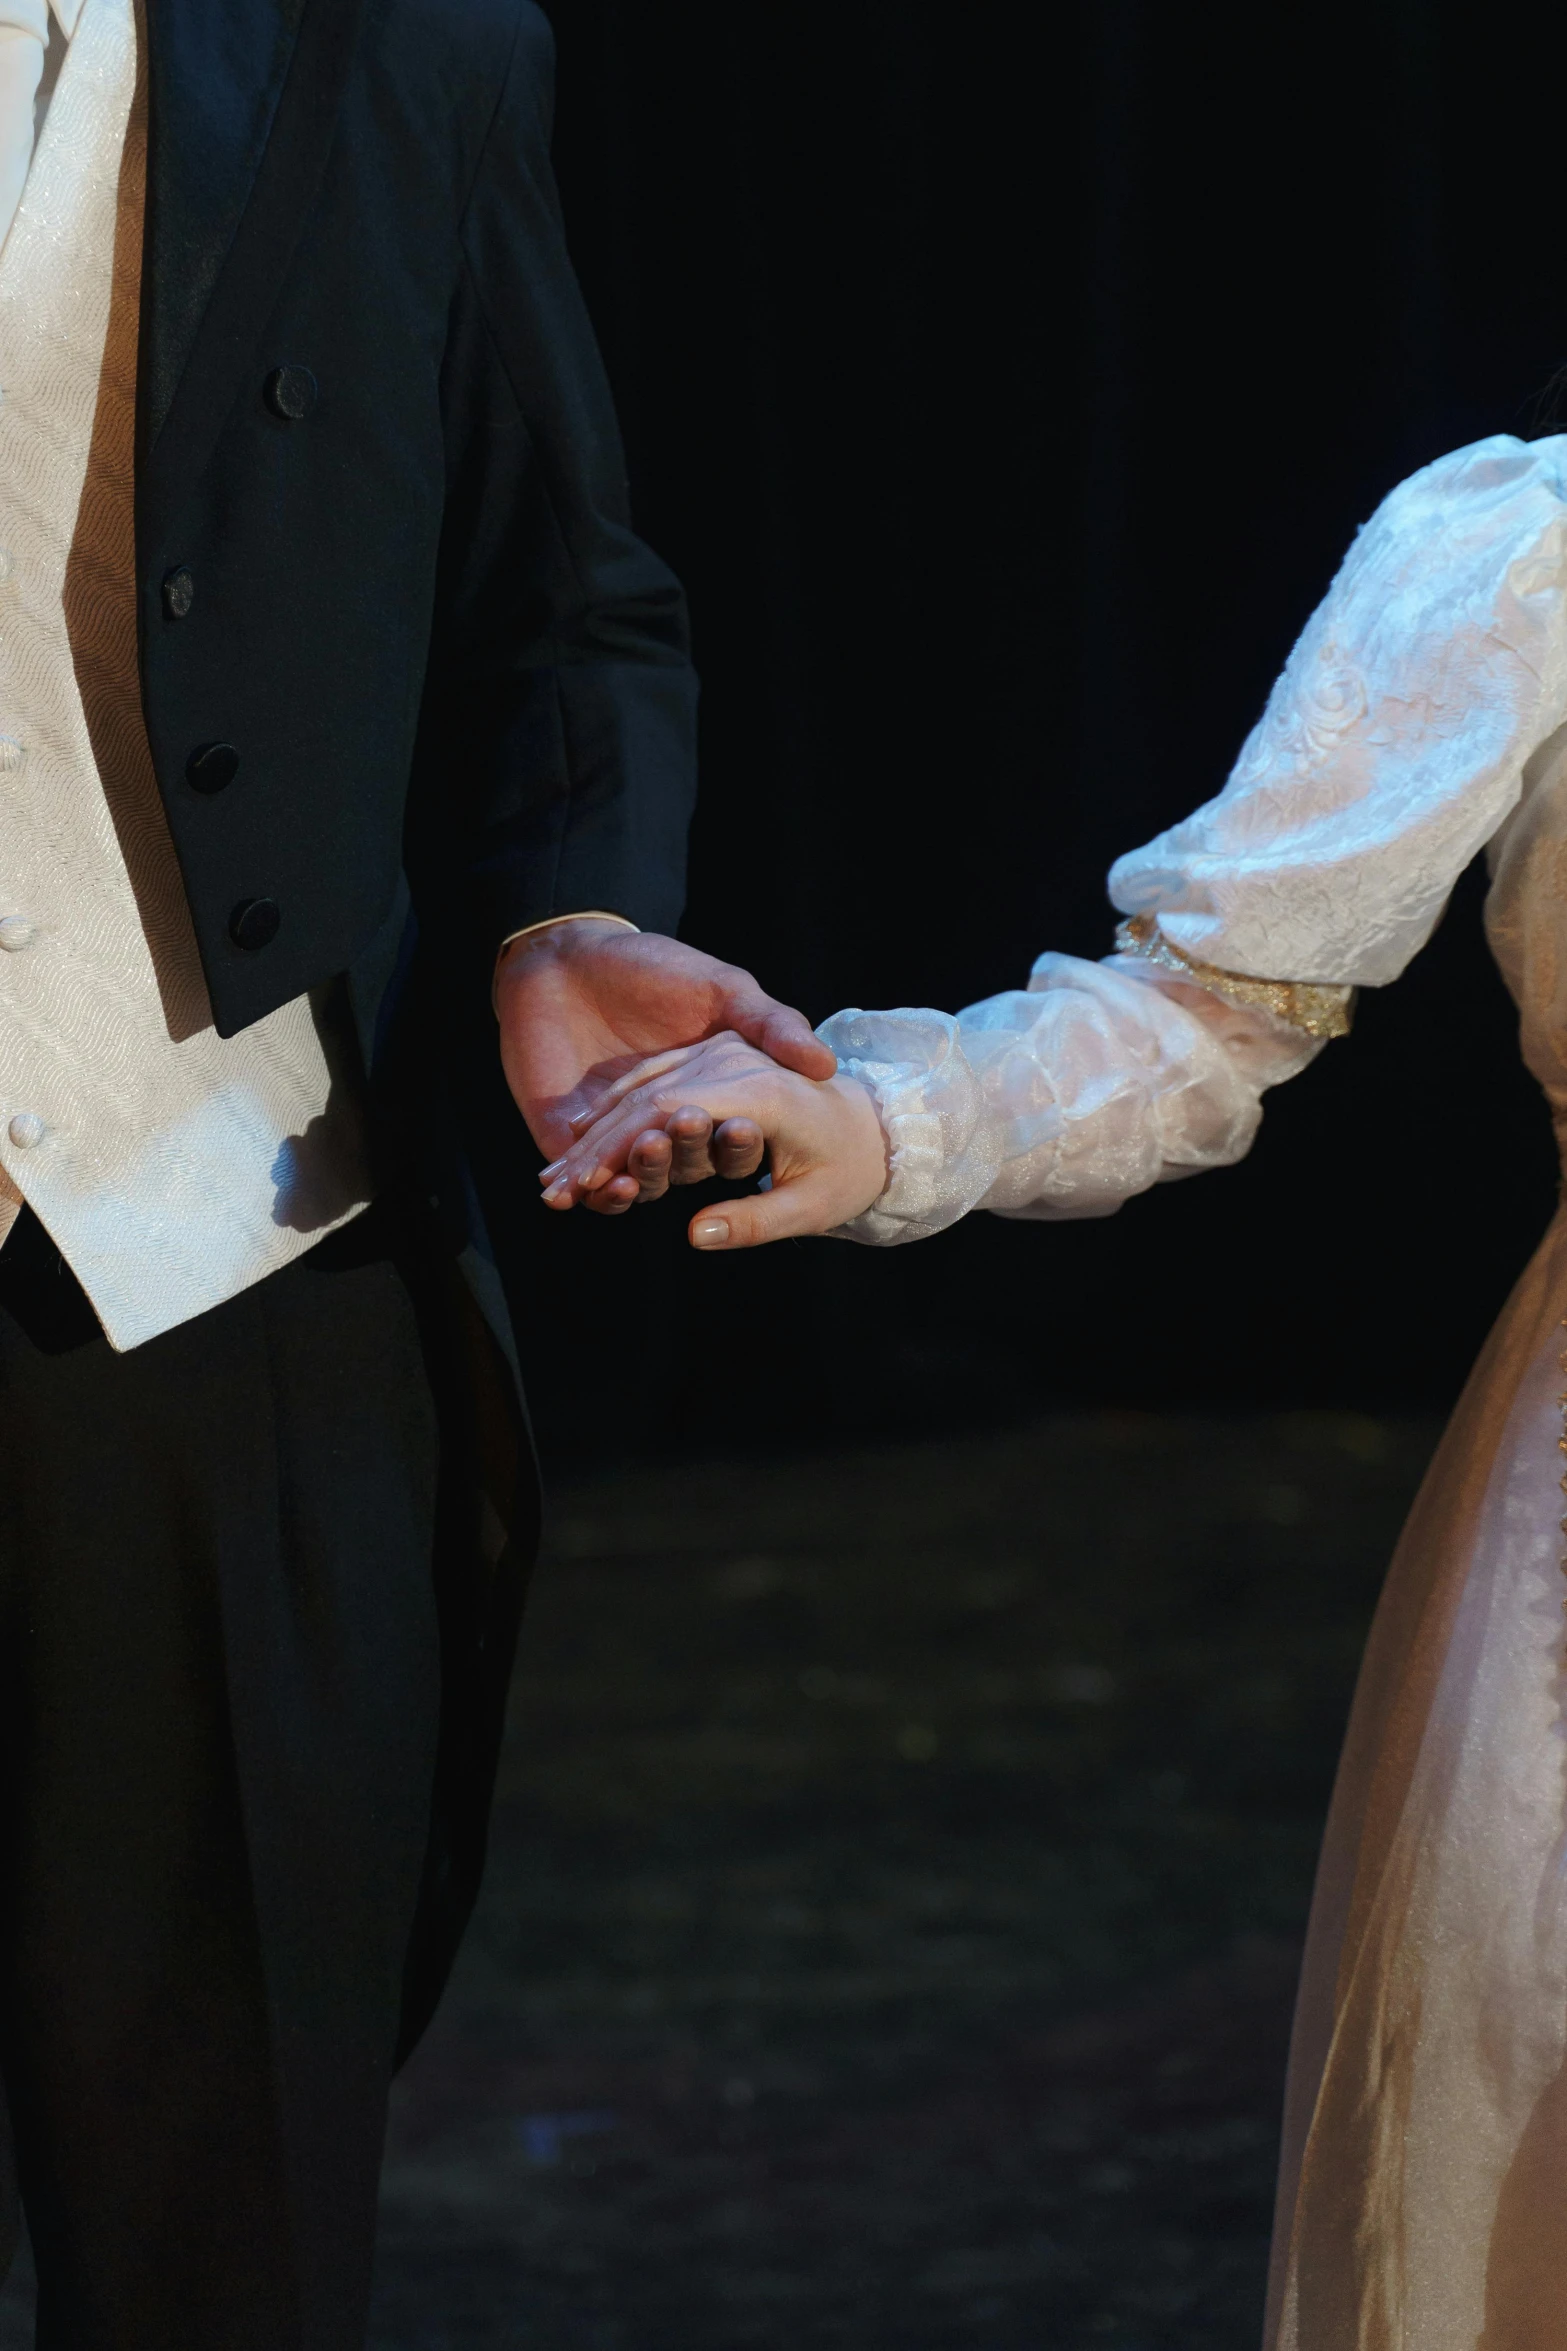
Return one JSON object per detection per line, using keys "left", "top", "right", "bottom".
{"left": 826, "top": 434, "right": 1567, "bottom": 1244}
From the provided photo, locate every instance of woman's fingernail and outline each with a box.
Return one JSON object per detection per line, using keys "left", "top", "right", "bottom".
{"left": 692, "top": 1218, "right": 730, "bottom": 1250}
{"left": 540, "top": 1159, "right": 565, "bottom": 1180}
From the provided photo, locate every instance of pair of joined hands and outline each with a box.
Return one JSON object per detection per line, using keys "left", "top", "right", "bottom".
{"left": 496, "top": 919, "right": 889, "bottom": 1249}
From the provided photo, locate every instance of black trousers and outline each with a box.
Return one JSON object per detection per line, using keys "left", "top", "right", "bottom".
{"left": 0, "top": 1206, "right": 446, "bottom": 2350}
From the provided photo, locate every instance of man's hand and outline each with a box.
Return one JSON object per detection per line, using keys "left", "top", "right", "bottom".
{"left": 496, "top": 921, "right": 835, "bottom": 1209}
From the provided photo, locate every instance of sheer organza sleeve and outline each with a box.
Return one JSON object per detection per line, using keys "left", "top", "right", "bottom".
{"left": 823, "top": 434, "right": 1567, "bottom": 1244}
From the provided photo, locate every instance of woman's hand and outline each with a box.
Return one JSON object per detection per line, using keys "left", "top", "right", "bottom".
{"left": 538, "top": 1033, "right": 890, "bottom": 1249}
{"left": 494, "top": 921, "right": 833, "bottom": 1187}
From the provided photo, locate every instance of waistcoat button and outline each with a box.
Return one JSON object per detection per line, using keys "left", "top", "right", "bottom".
{"left": 8, "top": 1112, "right": 44, "bottom": 1149}
{"left": 163, "top": 566, "right": 195, "bottom": 619}
{"left": 186, "top": 742, "right": 240, "bottom": 794}
{"left": 0, "top": 918, "right": 35, "bottom": 951}
{"left": 265, "top": 365, "right": 318, "bottom": 421}
{"left": 229, "top": 897, "right": 281, "bottom": 952}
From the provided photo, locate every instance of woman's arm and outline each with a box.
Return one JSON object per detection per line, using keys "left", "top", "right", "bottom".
{"left": 542, "top": 967, "right": 1315, "bottom": 1247}
{"left": 815, "top": 956, "right": 1325, "bottom": 1242}
{"left": 550, "top": 434, "right": 1567, "bottom": 1244}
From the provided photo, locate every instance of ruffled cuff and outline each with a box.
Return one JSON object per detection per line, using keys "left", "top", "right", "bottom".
{"left": 814, "top": 1008, "right": 1010, "bottom": 1246}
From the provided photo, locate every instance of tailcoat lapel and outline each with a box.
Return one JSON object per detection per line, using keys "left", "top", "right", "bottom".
{"left": 138, "top": 0, "right": 364, "bottom": 513}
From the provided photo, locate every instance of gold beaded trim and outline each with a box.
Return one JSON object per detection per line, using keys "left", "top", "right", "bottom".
{"left": 1114, "top": 913, "right": 1357, "bottom": 1041}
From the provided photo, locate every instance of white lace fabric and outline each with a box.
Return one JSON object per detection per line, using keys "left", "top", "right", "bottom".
{"left": 829, "top": 433, "right": 1567, "bottom": 1241}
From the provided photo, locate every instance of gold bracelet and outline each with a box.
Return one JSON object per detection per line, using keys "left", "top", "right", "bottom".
{"left": 1114, "top": 912, "right": 1355, "bottom": 1041}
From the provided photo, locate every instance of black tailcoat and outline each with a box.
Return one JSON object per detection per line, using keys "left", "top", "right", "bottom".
{"left": 125, "top": 0, "right": 697, "bottom": 2257}
{"left": 138, "top": 0, "right": 696, "bottom": 1033}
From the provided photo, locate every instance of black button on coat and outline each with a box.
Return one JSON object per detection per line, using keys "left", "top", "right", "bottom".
{"left": 185, "top": 742, "right": 239, "bottom": 794}
{"left": 264, "top": 364, "right": 317, "bottom": 420}
{"left": 228, "top": 896, "right": 281, "bottom": 951}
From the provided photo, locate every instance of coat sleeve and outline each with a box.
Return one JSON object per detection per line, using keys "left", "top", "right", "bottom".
{"left": 822, "top": 435, "right": 1567, "bottom": 1244}
{"left": 408, "top": 1, "right": 698, "bottom": 957}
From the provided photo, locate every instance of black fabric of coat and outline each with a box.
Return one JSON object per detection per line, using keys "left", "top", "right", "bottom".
{"left": 112, "top": 0, "right": 694, "bottom": 2187}
{"left": 136, "top": 0, "right": 696, "bottom": 1039}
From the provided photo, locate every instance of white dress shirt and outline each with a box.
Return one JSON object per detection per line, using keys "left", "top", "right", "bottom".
{"left": 0, "top": 0, "right": 371, "bottom": 1349}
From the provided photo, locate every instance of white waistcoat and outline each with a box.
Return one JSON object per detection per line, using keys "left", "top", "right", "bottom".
{"left": 0, "top": 0, "right": 370, "bottom": 1351}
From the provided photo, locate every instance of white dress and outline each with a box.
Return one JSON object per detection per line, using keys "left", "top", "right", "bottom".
{"left": 825, "top": 433, "right": 1567, "bottom": 2349}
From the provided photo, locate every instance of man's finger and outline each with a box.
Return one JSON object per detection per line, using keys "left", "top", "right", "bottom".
{"left": 720, "top": 983, "right": 836, "bottom": 1082}
{"left": 629, "top": 1131, "right": 673, "bottom": 1201}
{"left": 582, "top": 1173, "right": 641, "bottom": 1216}
{"left": 687, "top": 1169, "right": 841, "bottom": 1251}
{"left": 712, "top": 1117, "right": 765, "bottom": 1180}
{"left": 542, "top": 1101, "right": 676, "bottom": 1203}
{"left": 546, "top": 1064, "right": 787, "bottom": 1206}
{"left": 761, "top": 1006, "right": 837, "bottom": 1081}
{"left": 547, "top": 1089, "right": 724, "bottom": 1203}
{"left": 665, "top": 1104, "right": 716, "bottom": 1188}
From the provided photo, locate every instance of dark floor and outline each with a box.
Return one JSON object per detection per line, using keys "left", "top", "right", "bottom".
{"left": 0, "top": 1410, "right": 1437, "bottom": 2348}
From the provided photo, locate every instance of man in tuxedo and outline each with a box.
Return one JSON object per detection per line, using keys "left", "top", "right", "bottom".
{"left": 0, "top": 0, "right": 831, "bottom": 2341}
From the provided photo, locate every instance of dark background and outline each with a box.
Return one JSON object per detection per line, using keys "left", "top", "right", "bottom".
{"left": 515, "top": 0, "right": 1567, "bottom": 1465}
{"left": 12, "top": 16, "right": 1550, "bottom": 2348}
{"left": 361, "top": 25, "right": 1562, "bottom": 2341}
